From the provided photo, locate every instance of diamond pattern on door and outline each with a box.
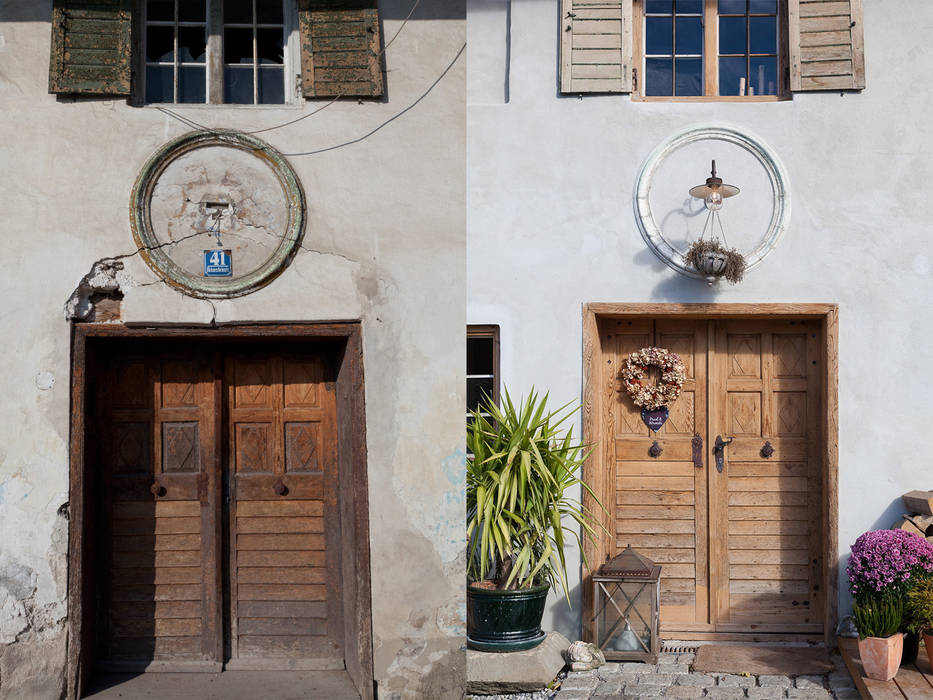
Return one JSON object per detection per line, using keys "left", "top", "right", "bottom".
{"left": 729, "top": 394, "right": 761, "bottom": 436}
{"left": 775, "top": 393, "right": 806, "bottom": 436}
{"left": 773, "top": 335, "right": 806, "bottom": 378}
{"left": 162, "top": 422, "right": 199, "bottom": 473}
{"left": 285, "top": 422, "right": 321, "bottom": 473}
{"left": 728, "top": 335, "right": 761, "bottom": 378}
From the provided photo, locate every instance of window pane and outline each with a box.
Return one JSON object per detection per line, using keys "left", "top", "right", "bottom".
{"left": 645, "top": 58, "right": 673, "bottom": 95}
{"left": 719, "top": 56, "right": 746, "bottom": 95}
{"left": 224, "top": 0, "right": 253, "bottom": 23}
{"left": 225, "top": 27, "right": 254, "bottom": 64}
{"left": 178, "top": 26, "right": 207, "bottom": 63}
{"left": 145, "top": 65, "right": 174, "bottom": 102}
{"left": 467, "top": 378, "right": 495, "bottom": 412}
{"left": 719, "top": 16, "right": 746, "bottom": 54}
{"left": 258, "top": 66, "right": 284, "bottom": 103}
{"left": 256, "top": 0, "right": 284, "bottom": 23}
{"left": 749, "top": 0, "right": 776, "bottom": 12}
{"left": 257, "top": 27, "right": 284, "bottom": 64}
{"left": 146, "top": 25, "right": 175, "bottom": 62}
{"left": 147, "top": 0, "right": 174, "bottom": 22}
{"left": 749, "top": 56, "right": 777, "bottom": 94}
{"left": 645, "top": 0, "right": 673, "bottom": 13}
{"left": 179, "top": 65, "right": 206, "bottom": 102}
{"left": 467, "top": 338, "right": 494, "bottom": 375}
{"left": 646, "top": 16, "right": 673, "bottom": 54}
{"left": 178, "top": 0, "right": 206, "bottom": 22}
{"left": 718, "top": 0, "right": 746, "bottom": 13}
{"left": 675, "top": 57, "right": 702, "bottom": 95}
{"left": 675, "top": 16, "right": 702, "bottom": 54}
{"left": 749, "top": 16, "right": 776, "bottom": 54}
{"left": 224, "top": 65, "right": 254, "bottom": 103}
{"left": 675, "top": 0, "right": 702, "bottom": 12}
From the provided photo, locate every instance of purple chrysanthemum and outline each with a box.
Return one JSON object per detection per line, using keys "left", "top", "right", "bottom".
{"left": 847, "top": 529, "right": 933, "bottom": 597}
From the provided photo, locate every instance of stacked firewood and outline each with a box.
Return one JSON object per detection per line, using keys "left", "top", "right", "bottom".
{"left": 895, "top": 490, "right": 933, "bottom": 543}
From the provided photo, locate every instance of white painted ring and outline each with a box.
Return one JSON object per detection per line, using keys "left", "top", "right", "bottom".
{"left": 633, "top": 125, "right": 791, "bottom": 281}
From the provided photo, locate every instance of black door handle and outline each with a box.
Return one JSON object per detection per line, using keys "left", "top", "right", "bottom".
{"left": 713, "top": 435, "right": 734, "bottom": 473}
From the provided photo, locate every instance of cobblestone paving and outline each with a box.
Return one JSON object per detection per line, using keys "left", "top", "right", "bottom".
{"left": 550, "top": 653, "right": 859, "bottom": 700}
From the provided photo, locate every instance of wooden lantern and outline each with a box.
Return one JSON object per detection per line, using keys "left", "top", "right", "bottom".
{"left": 591, "top": 545, "right": 661, "bottom": 664}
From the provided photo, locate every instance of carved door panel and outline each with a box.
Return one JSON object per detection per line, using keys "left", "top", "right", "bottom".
{"left": 709, "top": 320, "right": 822, "bottom": 633}
{"left": 608, "top": 318, "right": 709, "bottom": 628}
{"left": 98, "top": 346, "right": 221, "bottom": 669}
{"left": 225, "top": 351, "right": 344, "bottom": 669}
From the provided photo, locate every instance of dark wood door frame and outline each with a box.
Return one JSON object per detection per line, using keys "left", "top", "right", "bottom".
{"left": 582, "top": 303, "right": 839, "bottom": 647}
{"left": 68, "top": 323, "right": 374, "bottom": 700}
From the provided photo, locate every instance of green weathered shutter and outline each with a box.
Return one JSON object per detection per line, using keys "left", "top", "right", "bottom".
{"left": 49, "top": 0, "right": 132, "bottom": 96}
{"left": 298, "top": 0, "right": 384, "bottom": 98}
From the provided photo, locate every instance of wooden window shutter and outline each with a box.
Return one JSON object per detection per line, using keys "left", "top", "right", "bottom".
{"left": 789, "top": 0, "right": 865, "bottom": 91}
{"left": 560, "top": 0, "right": 632, "bottom": 94}
{"left": 48, "top": 0, "right": 132, "bottom": 95}
{"left": 298, "top": 0, "right": 384, "bottom": 98}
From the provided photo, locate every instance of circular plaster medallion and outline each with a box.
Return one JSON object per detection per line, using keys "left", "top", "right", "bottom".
{"left": 131, "top": 130, "right": 305, "bottom": 298}
{"left": 633, "top": 125, "right": 790, "bottom": 281}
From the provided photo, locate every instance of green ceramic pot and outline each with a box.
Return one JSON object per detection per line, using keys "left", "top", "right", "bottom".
{"left": 466, "top": 582, "right": 549, "bottom": 652}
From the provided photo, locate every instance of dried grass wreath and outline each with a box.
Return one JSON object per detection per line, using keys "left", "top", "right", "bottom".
{"left": 620, "top": 347, "right": 687, "bottom": 410}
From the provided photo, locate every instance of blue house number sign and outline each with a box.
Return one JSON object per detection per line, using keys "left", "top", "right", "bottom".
{"left": 204, "top": 249, "right": 232, "bottom": 277}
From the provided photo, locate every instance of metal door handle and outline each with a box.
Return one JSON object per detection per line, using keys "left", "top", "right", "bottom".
{"left": 692, "top": 434, "right": 703, "bottom": 469}
{"left": 713, "top": 435, "right": 733, "bottom": 473}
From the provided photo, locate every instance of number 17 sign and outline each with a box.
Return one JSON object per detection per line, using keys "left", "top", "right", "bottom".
{"left": 203, "top": 249, "right": 232, "bottom": 277}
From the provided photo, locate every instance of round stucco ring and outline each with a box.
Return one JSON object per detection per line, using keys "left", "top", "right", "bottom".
{"left": 130, "top": 129, "right": 305, "bottom": 299}
{"left": 633, "top": 125, "right": 790, "bottom": 280}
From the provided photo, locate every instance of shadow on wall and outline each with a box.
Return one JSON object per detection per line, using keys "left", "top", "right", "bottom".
{"left": 631, "top": 247, "right": 724, "bottom": 303}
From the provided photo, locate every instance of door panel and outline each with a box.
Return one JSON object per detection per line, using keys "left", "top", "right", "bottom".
{"left": 226, "top": 352, "right": 344, "bottom": 669}
{"left": 710, "top": 321, "right": 822, "bottom": 632}
{"left": 608, "top": 319, "right": 708, "bottom": 628}
{"left": 602, "top": 317, "right": 824, "bottom": 637}
{"left": 99, "top": 348, "right": 220, "bottom": 669}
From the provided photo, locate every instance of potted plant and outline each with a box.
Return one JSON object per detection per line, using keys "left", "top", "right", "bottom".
{"left": 852, "top": 597, "right": 903, "bottom": 681}
{"left": 466, "top": 388, "right": 602, "bottom": 652}
{"left": 683, "top": 238, "right": 746, "bottom": 284}
{"left": 905, "top": 573, "right": 933, "bottom": 669}
{"left": 846, "top": 530, "right": 933, "bottom": 678}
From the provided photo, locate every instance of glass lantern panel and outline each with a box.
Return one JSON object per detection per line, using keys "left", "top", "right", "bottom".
{"left": 597, "top": 580, "right": 654, "bottom": 654}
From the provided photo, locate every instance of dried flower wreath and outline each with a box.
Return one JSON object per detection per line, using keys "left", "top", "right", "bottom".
{"left": 620, "top": 347, "right": 686, "bottom": 410}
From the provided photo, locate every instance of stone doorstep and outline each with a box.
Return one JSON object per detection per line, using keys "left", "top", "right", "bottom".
{"left": 466, "top": 631, "right": 571, "bottom": 695}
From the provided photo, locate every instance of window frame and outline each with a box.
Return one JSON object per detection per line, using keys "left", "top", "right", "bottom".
{"left": 632, "top": 0, "right": 790, "bottom": 101}
{"left": 137, "top": 0, "right": 301, "bottom": 106}
{"left": 466, "top": 325, "right": 501, "bottom": 426}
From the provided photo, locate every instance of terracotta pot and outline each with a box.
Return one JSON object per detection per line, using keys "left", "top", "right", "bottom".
{"left": 858, "top": 633, "right": 903, "bottom": 681}
{"left": 924, "top": 630, "right": 933, "bottom": 670}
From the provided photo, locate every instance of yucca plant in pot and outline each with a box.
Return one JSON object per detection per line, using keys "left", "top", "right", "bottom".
{"left": 466, "top": 388, "right": 602, "bottom": 652}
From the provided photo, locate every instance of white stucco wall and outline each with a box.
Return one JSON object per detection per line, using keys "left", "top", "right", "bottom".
{"left": 0, "top": 2, "right": 465, "bottom": 698}
{"left": 467, "top": 0, "right": 933, "bottom": 639}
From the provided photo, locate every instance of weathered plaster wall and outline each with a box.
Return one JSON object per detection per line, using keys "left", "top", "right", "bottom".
{"left": 468, "top": 0, "right": 933, "bottom": 638}
{"left": 0, "top": 1, "right": 465, "bottom": 698}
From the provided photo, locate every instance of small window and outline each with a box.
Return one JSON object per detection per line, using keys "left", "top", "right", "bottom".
{"left": 634, "top": 0, "right": 786, "bottom": 99}
{"left": 144, "top": 0, "right": 291, "bottom": 104}
{"left": 467, "top": 326, "right": 500, "bottom": 429}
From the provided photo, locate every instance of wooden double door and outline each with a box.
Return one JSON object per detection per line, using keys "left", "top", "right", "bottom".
{"left": 598, "top": 317, "right": 824, "bottom": 637}
{"left": 92, "top": 341, "right": 344, "bottom": 670}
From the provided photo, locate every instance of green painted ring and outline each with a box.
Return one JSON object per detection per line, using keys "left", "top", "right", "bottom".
{"left": 130, "top": 129, "right": 306, "bottom": 299}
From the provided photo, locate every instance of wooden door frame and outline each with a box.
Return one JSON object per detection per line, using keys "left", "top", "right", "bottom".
{"left": 67, "top": 323, "right": 374, "bottom": 700}
{"left": 582, "top": 303, "right": 838, "bottom": 646}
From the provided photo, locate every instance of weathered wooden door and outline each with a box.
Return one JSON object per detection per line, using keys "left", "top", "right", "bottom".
{"left": 97, "top": 346, "right": 221, "bottom": 670}
{"left": 708, "top": 320, "right": 822, "bottom": 633}
{"left": 225, "top": 351, "right": 344, "bottom": 669}
{"left": 604, "top": 317, "right": 823, "bottom": 636}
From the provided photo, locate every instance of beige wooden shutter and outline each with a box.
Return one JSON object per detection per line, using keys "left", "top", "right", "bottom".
{"left": 560, "top": 0, "right": 632, "bottom": 94}
{"left": 789, "top": 0, "right": 865, "bottom": 91}
{"left": 298, "top": 0, "right": 384, "bottom": 98}
{"left": 48, "top": 0, "right": 132, "bottom": 95}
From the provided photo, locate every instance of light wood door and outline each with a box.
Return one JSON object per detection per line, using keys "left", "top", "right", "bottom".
{"left": 709, "top": 320, "right": 823, "bottom": 633}
{"left": 225, "top": 351, "right": 344, "bottom": 669}
{"left": 608, "top": 318, "right": 709, "bottom": 628}
{"left": 98, "top": 347, "right": 221, "bottom": 669}
{"left": 605, "top": 318, "right": 823, "bottom": 636}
